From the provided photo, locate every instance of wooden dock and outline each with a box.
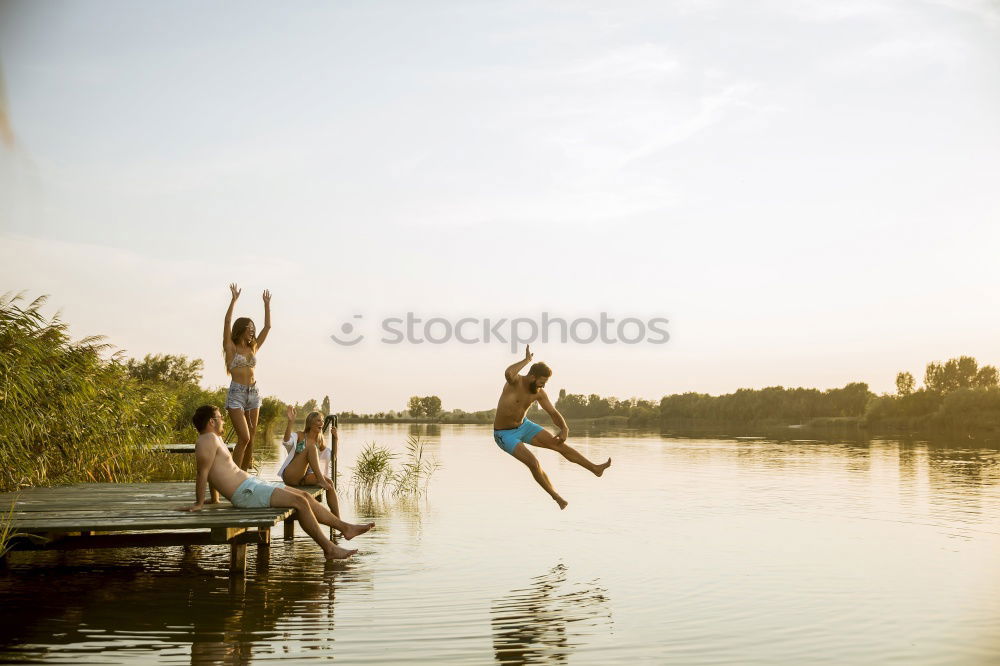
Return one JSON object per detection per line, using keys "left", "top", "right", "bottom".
{"left": 154, "top": 443, "right": 235, "bottom": 454}
{"left": 0, "top": 481, "right": 321, "bottom": 575}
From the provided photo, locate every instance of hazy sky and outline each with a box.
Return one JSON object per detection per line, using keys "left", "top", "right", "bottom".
{"left": 1, "top": 0, "right": 998, "bottom": 412}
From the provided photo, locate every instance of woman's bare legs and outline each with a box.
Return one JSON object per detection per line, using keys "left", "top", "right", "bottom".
{"left": 245, "top": 407, "right": 259, "bottom": 469}
{"left": 280, "top": 437, "right": 318, "bottom": 485}
{"left": 228, "top": 407, "right": 252, "bottom": 471}
{"left": 302, "top": 472, "right": 341, "bottom": 516}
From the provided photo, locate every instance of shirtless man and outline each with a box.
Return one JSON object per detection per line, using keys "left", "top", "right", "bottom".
{"left": 177, "top": 405, "right": 374, "bottom": 560}
{"left": 493, "top": 346, "right": 611, "bottom": 509}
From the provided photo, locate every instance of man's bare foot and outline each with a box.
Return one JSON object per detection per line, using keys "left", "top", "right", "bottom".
{"left": 594, "top": 458, "right": 612, "bottom": 477}
{"left": 341, "top": 522, "right": 375, "bottom": 540}
{"left": 205, "top": 497, "right": 220, "bottom": 505}
{"left": 325, "top": 543, "right": 357, "bottom": 560}
{"left": 555, "top": 497, "right": 568, "bottom": 510}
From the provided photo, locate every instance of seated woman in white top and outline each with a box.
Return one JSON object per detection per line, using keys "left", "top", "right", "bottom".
{"left": 279, "top": 406, "right": 340, "bottom": 514}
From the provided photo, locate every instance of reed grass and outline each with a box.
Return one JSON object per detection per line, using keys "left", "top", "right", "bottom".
{"left": 0, "top": 292, "right": 282, "bottom": 492}
{"left": 0, "top": 501, "right": 16, "bottom": 560}
{"left": 391, "top": 435, "right": 440, "bottom": 497}
{"left": 349, "top": 435, "right": 439, "bottom": 499}
{"left": 350, "top": 442, "right": 397, "bottom": 496}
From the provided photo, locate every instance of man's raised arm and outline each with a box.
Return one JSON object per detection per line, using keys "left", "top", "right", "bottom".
{"left": 178, "top": 439, "right": 219, "bottom": 511}
{"left": 505, "top": 345, "right": 534, "bottom": 384}
{"left": 538, "top": 390, "right": 569, "bottom": 442}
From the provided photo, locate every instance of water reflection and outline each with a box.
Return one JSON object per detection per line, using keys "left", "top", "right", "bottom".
{"left": 2, "top": 426, "right": 998, "bottom": 664}
{"left": 0, "top": 543, "right": 372, "bottom": 664}
{"left": 490, "top": 563, "right": 612, "bottom": 665}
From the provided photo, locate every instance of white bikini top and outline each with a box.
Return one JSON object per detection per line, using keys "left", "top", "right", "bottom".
{"left": 228, "top": 351, "right": 257, "bottom": 370}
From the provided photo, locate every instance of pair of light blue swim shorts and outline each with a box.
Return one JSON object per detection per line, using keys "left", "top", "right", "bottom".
{"left": 231, "top": 476, "right": 285, "bottom": 509}
{"left": 493, "top": 418, "right": 544, "bottom": 455}
{"left": 225, "top": 381, "right": 261, "bottom": 410}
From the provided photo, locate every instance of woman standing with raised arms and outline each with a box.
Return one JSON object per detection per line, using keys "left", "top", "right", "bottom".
{"left": 223, "top": 283, "right": 271, "bottom": 470}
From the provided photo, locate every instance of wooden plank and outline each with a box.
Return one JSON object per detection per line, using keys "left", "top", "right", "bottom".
{"left": 211, "top": 526, "right": 246, "bottom": 542}
{"left": 0, "top": 482, "right": 321, "bottom": 535}
{"left": 154, "top": 443, "right": 235, "bottom": 454}
{"left": 10, "top": 515, "right": 292, "bottom": 533}
{"left": 7, "top": 530, "right": 270, "bottom": 552}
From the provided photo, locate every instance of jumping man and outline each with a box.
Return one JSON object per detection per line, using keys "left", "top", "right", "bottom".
{"left": 493, "top": 346, "right": 611, "bottom": 509}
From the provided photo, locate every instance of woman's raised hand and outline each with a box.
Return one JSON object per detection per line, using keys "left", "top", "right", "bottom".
{"left": 229, "top": 283, "right": 241, "bottom": 301}
{"left": 286, "top": 404, "right": 296, "bottom": 420}
{"left": 262, "top": 289, "right": 271, "bottom": 307}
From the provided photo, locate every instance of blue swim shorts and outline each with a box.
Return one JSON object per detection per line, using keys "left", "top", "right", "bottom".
{"left": 493, "top": 418, "right": 545, "bottom": 455}
{"left": 231, "top": 476, "right": 285, "bottom": 509}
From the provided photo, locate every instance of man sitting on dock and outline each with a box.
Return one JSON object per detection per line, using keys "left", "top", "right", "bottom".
{"left": 178, "top": 405, "right": 373, "bottom": 560}
{"left": 493, "top": 346, "right": 611, "bottom": 509}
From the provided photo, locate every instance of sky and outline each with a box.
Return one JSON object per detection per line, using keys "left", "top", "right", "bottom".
{"left": 1, "top": 0, "right": 998, "bottom": 412}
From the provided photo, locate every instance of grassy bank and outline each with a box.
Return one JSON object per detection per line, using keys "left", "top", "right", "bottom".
{"left": 0, "top": 293, "right": 283, "bottom": 492}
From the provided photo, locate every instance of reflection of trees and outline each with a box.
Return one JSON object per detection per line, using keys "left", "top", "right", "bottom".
{"left": 408, "top": 423, "right": 441, "bottom": 439}
{"left": 0, "top": 545, "right": 372, "bottom": 665}
{"left": 491, "top": 563, "right": 612, "bottom": 665}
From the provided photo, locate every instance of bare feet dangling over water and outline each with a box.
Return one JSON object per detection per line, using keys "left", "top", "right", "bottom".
{"left": 594, "top": 458, "right": 612, "bottom": 477}
{"left": 326, "top": 543, "right": 358, "bottom": 560}
{"left": 342, "top": 522, "right": 375, "bottom": 540}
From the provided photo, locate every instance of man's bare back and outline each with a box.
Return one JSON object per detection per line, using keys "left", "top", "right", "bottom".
{"left": 197, "top": 431, "right": 251, "bottom": 499}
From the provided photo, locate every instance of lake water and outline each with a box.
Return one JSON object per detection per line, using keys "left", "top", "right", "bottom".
{"left": 1, "top": 424, "right": 999, "bottom": 664}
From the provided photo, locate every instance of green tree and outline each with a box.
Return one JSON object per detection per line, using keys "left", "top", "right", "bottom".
{"left": 925, "top": 356, "right": 997, "bottom": 394}
{"left": 896, "top": 371, "right": 915, "bottom": 396}
{"left": 407, "top": 396, "right": 424, "bottom": 417}
{"left": 322, "top": 395, "right": 331, "bottom": 414}
{"left": 975, "top": 365, "right": 999, "bottom": 388}
{"left": 301, "top": 398, "right": 319, "bottom": 414}
{"left": 126, "top": 354, "right": 203, "bottom": 385}
{"left": 421, "top": 395, "right": 442, "bottom": 418}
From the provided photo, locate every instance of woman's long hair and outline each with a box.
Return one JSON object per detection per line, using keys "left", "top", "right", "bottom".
{"left": 225, "top": 317, "right": 257, "bottom": 375}
{"left": 304, "top": 411, "right": 326, "bottom": 451}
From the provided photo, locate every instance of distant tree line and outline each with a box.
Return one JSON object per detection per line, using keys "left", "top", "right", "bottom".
{"left": 555, "top": 389, "right": 660, "bottom": 427}
{"left": 659, "top": 382, "right": 873, "bottom": 423}
{"left": 866, "top": 356, "right": 1000, "bottom": 429}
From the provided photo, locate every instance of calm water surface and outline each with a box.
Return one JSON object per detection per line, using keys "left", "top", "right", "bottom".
{"left": 1, "top": 424, "right": 999, "bottom": 664}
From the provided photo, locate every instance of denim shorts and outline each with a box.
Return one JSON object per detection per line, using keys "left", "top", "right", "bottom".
{"left": 231, "top": 476, "right": 284, "bottom": 509}
{"left": 225, "top": 381, "right": 261, "bottom": 410}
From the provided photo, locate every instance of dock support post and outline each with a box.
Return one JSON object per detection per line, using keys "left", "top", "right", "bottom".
{"left": 256, "top": 528, "right": 270, "bottom": 569}
{"left": 230, "top": 542, "right": 247, "bottom": 574}
{"left": 283, "top": 517, "right": 295, "bottom": 540}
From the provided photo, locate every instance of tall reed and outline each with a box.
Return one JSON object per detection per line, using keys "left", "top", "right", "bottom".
{"left": 0, "top": 502, "right": 16, "bottom": 560}
{"left": 0, "top": 292, "right": 276, "bottom": 491}
{"left": 349, "top": 436, "right": 440, "bottom": 499}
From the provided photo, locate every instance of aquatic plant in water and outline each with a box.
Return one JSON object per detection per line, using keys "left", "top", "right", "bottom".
{"left": 350, "top": 436, "right": 439, "bottom": 498}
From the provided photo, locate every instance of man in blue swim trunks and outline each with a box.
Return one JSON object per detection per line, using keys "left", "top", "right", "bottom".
{"left": 493, "top": 346, "right": 611, "bottom": 509}
{"left": 177, "top": 405, "right": 374, "bottom": 560}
